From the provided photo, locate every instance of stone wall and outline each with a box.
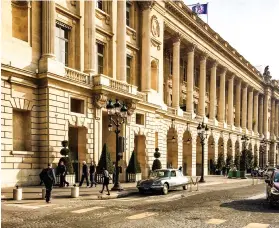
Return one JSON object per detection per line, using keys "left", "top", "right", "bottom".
{"left": 1, "top": 77, "right": 40, "bottom": 187}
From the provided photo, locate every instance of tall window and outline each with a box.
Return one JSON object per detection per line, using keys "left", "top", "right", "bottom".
{"left": 126, "top": 55, "right": 132, "bottom": 84}
{"left": 55, "top": 24, "right": 69, "bottom": 66}
{"left": 97, "top": 0, "right": 103, "bottom": 10}
{"left": 126, "top": 1, "right": 132, "bottom": 26}
{"left": 96, "top": 43, "right": 104, "bottom": 74}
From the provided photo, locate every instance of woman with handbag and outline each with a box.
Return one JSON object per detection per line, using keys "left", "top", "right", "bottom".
{"left": 99, "top": 167, "right": 110, "bottom": 195}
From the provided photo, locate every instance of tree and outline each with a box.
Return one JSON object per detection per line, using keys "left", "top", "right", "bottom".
{"left": 152, "top": 148, "right": 162, "bottom": 171}
{"left": 226, "top": 154, "right": 233, "bottom": 167}
{"left": 240, "top": 149, "right": 253, "bottom": 171}
{"left": 217, "top": 152, "right": 225, "bottom": 170}
{"left": 126, "top": 150, "right": 141, "bottom": 173}
{"left": 234, "top": 153, "right": 240, "bottom": 170}
{"left": 246, "top": 150, "right": 254, "bottom": 170}
{"left": 59, "top": 140, "right": 74, "bottom": 174}
{"left": 97, "top": 144, "right": 114, "bottom": 173}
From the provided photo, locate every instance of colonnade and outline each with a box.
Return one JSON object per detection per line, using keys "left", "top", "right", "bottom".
{"left": 165, "top": 35, "right": 279, "bottom": 140}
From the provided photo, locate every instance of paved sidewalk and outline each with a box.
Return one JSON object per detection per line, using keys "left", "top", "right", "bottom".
{"left": 1, "top": 175, "right": 259, "bottom": 201}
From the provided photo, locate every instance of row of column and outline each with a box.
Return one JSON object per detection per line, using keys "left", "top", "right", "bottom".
{"left": 169, "top": 37, "right": 279, "bottom": 138}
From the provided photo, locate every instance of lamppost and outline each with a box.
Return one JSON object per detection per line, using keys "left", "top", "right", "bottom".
{"left": 106, "top": 99, "right": 128, "bottom": 191}
{"left": 197, "top": 122, "right": 209, "bottom": 183}
{"left": 260, "top": 137, "right": 268, "bottom": 168}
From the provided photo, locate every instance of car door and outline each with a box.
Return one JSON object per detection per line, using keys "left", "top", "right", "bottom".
{"left": 169, "top": 170, "right": 177, "bottom": 189}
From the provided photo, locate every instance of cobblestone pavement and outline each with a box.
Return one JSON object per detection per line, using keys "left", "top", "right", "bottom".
{"left": 2, "top": 179, "right": 279, "bottom": 228}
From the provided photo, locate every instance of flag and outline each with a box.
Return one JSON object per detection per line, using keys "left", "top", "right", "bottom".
{"left": 192, "top": 3, "right": 208, "bottom": 15}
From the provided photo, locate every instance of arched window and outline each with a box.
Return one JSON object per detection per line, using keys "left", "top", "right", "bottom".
{"left": 151, "top": 60, "right": 158, "bottom": 91}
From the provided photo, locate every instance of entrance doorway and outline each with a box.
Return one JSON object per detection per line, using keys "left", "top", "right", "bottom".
{"left": 68, "top": 127, "right": 87, "bottom": 183}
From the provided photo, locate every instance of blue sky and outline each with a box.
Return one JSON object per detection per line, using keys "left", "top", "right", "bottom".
{"left": 184, "top": 0, "right": 279, "bottom": 79}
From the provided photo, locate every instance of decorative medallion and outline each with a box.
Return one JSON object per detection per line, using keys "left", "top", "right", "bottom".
{"left": 151, "top": 15, "right": 160, "bottom": 38}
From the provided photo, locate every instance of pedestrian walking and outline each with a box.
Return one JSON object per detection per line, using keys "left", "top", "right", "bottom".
{"left": 58, "top": 161, "right": 69, "bottom": 187}
{"left": 89, "top": 161, "right": 97, "bottom": 188}
{"left": 39, "top": 163, "right": 56, "bottom": 203}
{"left": 79, "top": 161, "right": 89, "bottom": 187}
{"left": 99, "top": 167, "right": 110, "bottom": 195}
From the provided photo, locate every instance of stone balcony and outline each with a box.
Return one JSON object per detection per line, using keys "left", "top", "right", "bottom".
{"left": 92, "top": 74, "right": 143, "bottom": 102}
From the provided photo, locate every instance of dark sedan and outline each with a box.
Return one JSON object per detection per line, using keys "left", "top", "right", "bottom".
{"left": 265, "top": 169, "right": 279, "bottom": 207}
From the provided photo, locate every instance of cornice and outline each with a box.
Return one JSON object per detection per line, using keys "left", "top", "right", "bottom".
{"left": 1, "top": 64, "right": 36, "bottom": 78}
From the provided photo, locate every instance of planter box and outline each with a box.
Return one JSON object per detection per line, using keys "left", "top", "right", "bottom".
{"left": 126, "top": 173, "right": 142, "bottom": 182}
{"left": 236, "top": 171, "right": 241, "bottom": 178}
{"left": 96, "top": 173, "right": 113, "bottom": 184}
{"left": 55, "top": 174, "right": 75, "bottom": 185}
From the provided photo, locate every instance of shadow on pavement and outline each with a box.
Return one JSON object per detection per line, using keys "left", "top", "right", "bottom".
{"left": 220, "top": 198, "right": 279, "bottom": 213}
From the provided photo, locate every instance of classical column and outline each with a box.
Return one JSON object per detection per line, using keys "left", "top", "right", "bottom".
{"left": 139, "top": 2, "right": 154, "bottom": 90}
{"left": 209, "top": 61, "right": 217, "bottom": 120}
{"left": 253, "top": 91, "right": 259, "bottom": 133}
{"left": 198, "top": 54, "right": 207, "bottom": 117}
{"left": 227, "top": 75, "right": 234, "bottom": 126}
{"left": 263, "top": 91, "right": 270, "bottom": 138}
{"left": 271, "top": 98, "right": 276, "bottom": 138}
{"left": 259, "top": 94, "right": 264, "bottom": 136}
{"left": 247, "top": 87, "right": 254, "bottom": 131}
{"left": 117, "top": 0, "right": 127, "bottom": 82}
{"left": 84, "top": 0, "right": 96, "bottom": 74}
{"left": 235, "top": 79, "right": 241, "bottom": 127}
{"left": 186, "top": 44, "right": 195, "bottom": 114}
{"left": 276, "top": 101, "right": 279, "bottom": 137}
{"left": 172, "top": 35, "right": 181, "bottom": 108}
{"left": 41, "top": 0, "right": 55, "bottom": 58}
{"left": 241, "top": 83, "right": 248, "bottom": 129}
{"left": 218, "top": 68, "right": 226, "bottom": 123}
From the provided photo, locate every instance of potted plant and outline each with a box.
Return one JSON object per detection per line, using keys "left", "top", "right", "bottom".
{"left": 97, "top": 144, "right": 114, "bottom": 183}
{"left": 152, "top": 148, "right": 162, "bottom": 171}
{"left": 240, "top": 149, "right": 248, "bottom": 179}
{"left": 126, "top": 150, "right": 141, "bottom": 182}
{"left": 226, "top": 155, "right": 233, "bottom": 178}
{"left": 58, "top": 140, "right": 75, "bottom": 184}
{"left": 216, "top": 153, "right": 225, "bottom": 175}
{"left": 234, "top": 154, "right": 240, "bottom": 178}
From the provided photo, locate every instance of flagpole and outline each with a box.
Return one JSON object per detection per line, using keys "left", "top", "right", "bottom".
{"left": 207, "top": 2, "right": 209, "bottom": 24}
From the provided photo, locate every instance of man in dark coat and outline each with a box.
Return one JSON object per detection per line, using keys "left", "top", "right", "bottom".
{"left": 89, "top": 161, "right": 97, "bottom": 188}
{"left": 79, "top": 161, "right": 89, "bottom": 187}
{"left": 39, "top": 163, "right": 56, "bottom": 203}
{"left": 59, "top": 161, "right": 69, "bottom": 187}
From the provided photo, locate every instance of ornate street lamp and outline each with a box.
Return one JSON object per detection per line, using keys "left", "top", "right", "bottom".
{"left": 260, "top": 137, "right": 268, "bottom": 168}
{"left": 197, "top": 122, "right": 209, "bottom": 183}
{"left": 106, "top": 99, "right": 128, "bottom": 191}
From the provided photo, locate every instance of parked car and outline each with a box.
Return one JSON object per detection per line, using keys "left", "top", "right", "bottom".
{"left": 264, "top": 167, "right": 276, "bottom": 179}
{"left": 137, "top": 169, "right": 189, "bottom": 195}
{"left": 265, "top": 169, "right": 279, "bottom": 207}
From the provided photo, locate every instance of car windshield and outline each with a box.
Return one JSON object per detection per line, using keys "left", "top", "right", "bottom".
{"left": 274, "top": 173, "right": 279, "bottom": 183}
{"left": 150, "top": 170, "right": 169, "bottom": 178}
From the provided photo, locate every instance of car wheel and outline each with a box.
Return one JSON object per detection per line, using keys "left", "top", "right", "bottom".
{"left": 162, "top": 183, "right": 168, "bottom": 195}
{"left": 138, "top": 189, "right": 144, "bottom": 194}
{"left": 183, "top": 185, "right": 188, "bottom": 190}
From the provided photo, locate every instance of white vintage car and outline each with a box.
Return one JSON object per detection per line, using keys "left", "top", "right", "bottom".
{"left": 137, "top": 169, "right": 189, "bottom": 195}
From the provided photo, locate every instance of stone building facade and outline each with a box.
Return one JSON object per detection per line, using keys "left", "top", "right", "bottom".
{"left": 1, "top": 0, "right": 279, "bottom": 187}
